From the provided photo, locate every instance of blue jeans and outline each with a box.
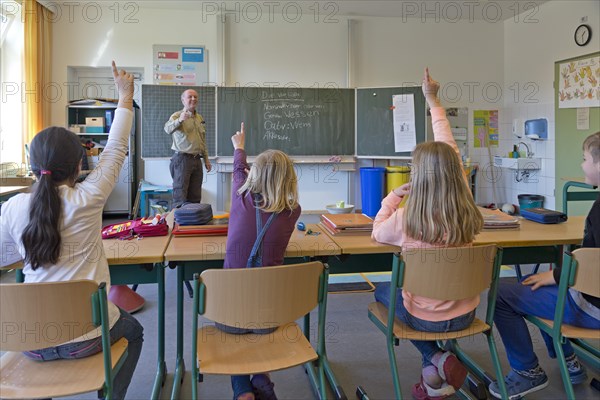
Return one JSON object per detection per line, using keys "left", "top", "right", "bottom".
{"left": 215, "top": 323, "right": 276, "bottom": 399}
{"left": 494, "top": 279, "right": 600, "bottom": 371}
{"left": 23, "top": 308, "right": 144, "bottom": 400}
{"left": 374, "top": 282, "right": 475, "bottom": 368}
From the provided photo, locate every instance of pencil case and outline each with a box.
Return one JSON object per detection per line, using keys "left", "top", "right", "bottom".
{"left": 520, "top": 208, "right": 568, "bottom": 224}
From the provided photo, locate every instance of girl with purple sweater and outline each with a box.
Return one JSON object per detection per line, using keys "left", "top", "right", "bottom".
{"left": 222, "top": 122, "right": 301, "bottom": 400}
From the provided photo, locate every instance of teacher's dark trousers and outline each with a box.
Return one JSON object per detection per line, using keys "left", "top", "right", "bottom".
{"left": 170, "top": 152, "right": 203, "bottom": 207}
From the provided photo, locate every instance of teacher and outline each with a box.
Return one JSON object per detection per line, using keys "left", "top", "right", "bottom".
{"left": 164, "top": 89, "right": 212, "bottom": 207}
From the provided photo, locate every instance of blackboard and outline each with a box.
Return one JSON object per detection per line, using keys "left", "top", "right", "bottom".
{"left": 141, "top": 85, "right": 216, "bottom": 158}
{"left": 217, "top": 86, "right": 354, "bottom": 156}
{"left": 356, "top": 87, "right": 426, "bottom": 157}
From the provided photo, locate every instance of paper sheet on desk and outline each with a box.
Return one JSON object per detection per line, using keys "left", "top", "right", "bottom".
{"left": 392, "top": 94, "right": 416, "bottom": 153}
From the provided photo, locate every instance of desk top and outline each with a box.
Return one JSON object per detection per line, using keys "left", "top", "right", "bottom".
{"left": 164, "top": 223, "right": 340, "bottom": 262}
{"left": 0, "top": 186, "right": 29, "bottom": 196}
{"left": 323, "top": 216, "right": 585, "bottom": 254}
{"left": 103, "top": 229, "right": 173, "bottom": 266}
{"left": 475, "top": 216, "right": 585, "bottom": 247}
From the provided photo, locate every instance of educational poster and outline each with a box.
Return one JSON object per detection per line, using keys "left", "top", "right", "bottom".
{"left": 473, "top": 110, "right": 498, "bottom": 148}
{"left": 392, "top": 94, "right": 417, "bottom": 152}
{"left": 153, "top": 45, "right": 208, "bottom": 86}
{"left": 558, "top": 55, "right": 600, "bottom": 109}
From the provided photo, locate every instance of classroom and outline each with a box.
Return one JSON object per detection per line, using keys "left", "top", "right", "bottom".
{"left": 1, "top": 1, "right": 599, "bottom": 399}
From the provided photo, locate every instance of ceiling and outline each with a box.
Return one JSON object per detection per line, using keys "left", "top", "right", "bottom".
{"left": 44, "top": 1, "right": 549, "bottom": 21}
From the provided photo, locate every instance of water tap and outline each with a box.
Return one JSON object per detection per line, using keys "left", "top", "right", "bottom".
{"left": 517, "top": 142, "right": 533, "bottom": 158}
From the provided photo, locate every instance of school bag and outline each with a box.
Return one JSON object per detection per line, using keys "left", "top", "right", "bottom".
{"left": 173, "top": 203, "right": 213, "bottom": 225}
{"left": 101, "top": 216, "right": 168, "bottom": 239}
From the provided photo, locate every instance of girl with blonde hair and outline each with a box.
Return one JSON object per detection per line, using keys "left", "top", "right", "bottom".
{"left": 222, "top": 123, "right": 301, "bottom": 400}
{"left": 372, "top": 68, "right": 483, "bottom": 400}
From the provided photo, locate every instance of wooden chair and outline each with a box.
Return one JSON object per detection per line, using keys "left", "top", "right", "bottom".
{"left": 524, "top": 248, "right": 600, "bottom": 399}
{"left": 0, "top": 280, "right": 128, "bottom": 399}
{"left": 367, "top": 245, "right": 508, "bottom": 399}
{"left": 191, "top": 261, "right": 330, "bottom": 399}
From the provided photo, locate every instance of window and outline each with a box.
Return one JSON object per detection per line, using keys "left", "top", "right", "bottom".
{"left": 1, "top": 1, "right": 24, "bottom": 172}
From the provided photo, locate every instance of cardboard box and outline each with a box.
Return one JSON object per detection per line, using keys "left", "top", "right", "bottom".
{"left": 85, "top": 117, "right": 105, "bottom": 127}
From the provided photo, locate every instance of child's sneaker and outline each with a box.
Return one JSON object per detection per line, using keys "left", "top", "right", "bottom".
{"left": 566, "top": 355, "right": 588, "bottom": 385}
{"left": 251, "top": 374, "right": 277, "bottom": 400}
{"left": 489, "top": 368, "right": 548, "bottom": 400}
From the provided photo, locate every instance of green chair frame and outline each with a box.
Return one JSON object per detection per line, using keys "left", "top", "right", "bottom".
{"left": 368, "top": 246, "right": 508, "bottom": 400}
{"left": 562, "top": 181, "right": 599, "bottom": 215}
{"left": 191, "top": 262, "right": 330, "bottom": 400}
{"left": 0, "top": 280, "right": 127, "bottom": 400}
{"left": 524, "top": 248, "right": 600, "bottom": 399}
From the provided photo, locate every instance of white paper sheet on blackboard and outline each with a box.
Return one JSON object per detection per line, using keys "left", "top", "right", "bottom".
{"left": 392, "top": 94, "right": 416, "bottom": 153}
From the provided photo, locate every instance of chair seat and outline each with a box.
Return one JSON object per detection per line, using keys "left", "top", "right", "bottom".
{"left": 368, "top": 302, "right": 490, "bottom": 340}
{"left": 531, "top": 317, "right": 600, "bottom": 339}
{"left": 0, "top": 337, "right": 128, "bottom": 399}
{"left": 196, "top": 323, "right": 317, "bottom": 375}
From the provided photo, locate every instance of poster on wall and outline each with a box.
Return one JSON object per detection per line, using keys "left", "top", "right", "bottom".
{"left": 153, "top": 45, "right": 208, "bottom": 86}
{"left": 473, "top": 110, "right": 498, "bottom": 148}
{"left": 558, "top": 54, "right": 600, "bottom": 109}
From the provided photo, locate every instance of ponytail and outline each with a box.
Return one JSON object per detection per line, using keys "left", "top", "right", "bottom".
{"left": 21, "top": 127, "right": 83, "bottom": 270}
{"left": 22, "top": 174, "right": 62, "bottom": 270}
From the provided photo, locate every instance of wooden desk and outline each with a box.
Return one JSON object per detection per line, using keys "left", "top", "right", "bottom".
{"left": 0, "top": 186, "right": 29, "bottom": 201}
{"left": 321, "top": 216, "right": 585, "bottom": 272}
{"left": 164, "top": 223, "right": 341, "bottom": 400}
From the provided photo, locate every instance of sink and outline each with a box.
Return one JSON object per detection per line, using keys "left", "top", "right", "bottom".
{"left": 494, "top": 156, "right": 541, "bottom": 170}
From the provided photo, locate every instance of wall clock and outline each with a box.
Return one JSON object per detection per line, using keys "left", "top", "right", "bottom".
{"left": 574, "top": 24, "right": 592, "bottom": 47}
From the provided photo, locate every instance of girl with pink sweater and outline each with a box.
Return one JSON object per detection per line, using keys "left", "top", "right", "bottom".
{"left": 372, "top": 68, "right": 484, "bottom": 400}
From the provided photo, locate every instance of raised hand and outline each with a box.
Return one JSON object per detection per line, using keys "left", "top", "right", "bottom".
{"left": 231, "top": 122, "right": 245, "bottom": 150}
{"left": 422, "top": 67, "right": 441, "bottom": 108}
{"left": 112, "top": 61, "right": 134, "bottom": 110}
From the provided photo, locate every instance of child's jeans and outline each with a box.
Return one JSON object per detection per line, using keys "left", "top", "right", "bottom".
{"left": 23, "top": 307, "right": 144, "bottom": 400}
{"left": 374, "top": 282, "right": 475, "bottom": 368}
{"left": 494, "top": 278, "right": 599, "bottom": 371}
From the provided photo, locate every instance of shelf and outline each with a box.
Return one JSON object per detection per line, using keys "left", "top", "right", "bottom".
{"left": 494, "top": 156, "right": 541, "bottom": 170}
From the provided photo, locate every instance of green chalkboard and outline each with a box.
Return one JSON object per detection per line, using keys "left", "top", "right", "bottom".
{"left": 356, "top": 87, "right": 426, "bottom": 157}
{"left": 217, "top": 86, "right": 354, "bottom": 156}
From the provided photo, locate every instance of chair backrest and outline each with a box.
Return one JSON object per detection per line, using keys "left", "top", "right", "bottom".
{"left": 400, "top": 245, "right": 498, "bottom": 300}
{"left": 562, "top": 180, "right": 599, "bottom": 215}
{"left": 570, "top": 248, "right": 600, "bottom": 297}
{"left": 199, "top": 261, "right": 324, "bottom": 328}
{"left": 0, "top": 280, "right": 101, "bottom": 352}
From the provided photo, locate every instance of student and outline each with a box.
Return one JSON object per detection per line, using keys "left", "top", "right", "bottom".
{"left": 372, "top": 68, "right": 484, "bottom": 400}
{"left": 0, "top": 62, "right": 143, "bottom": 400}
{"left": 219, "top": 122, "right": 301, "bottom": 400}
{"left": 164, "top": 88, "right": 212, "bottom": 207}
{"left": 489, "top": 131, "right": 600, "bottom": 399}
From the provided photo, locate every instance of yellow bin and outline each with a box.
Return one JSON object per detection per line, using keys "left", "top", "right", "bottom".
{"left": 386, "top": 166, "right": 411, "bottom": 207}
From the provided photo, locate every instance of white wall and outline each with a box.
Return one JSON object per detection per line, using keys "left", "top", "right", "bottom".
{"left": 46, "top": 1, "right": 599, "bottom": 212}
{"left": 500, "top": 0, "right": 600, "bottom": 210}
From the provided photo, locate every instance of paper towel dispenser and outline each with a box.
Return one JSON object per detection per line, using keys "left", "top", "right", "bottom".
{"left": 524, "top": 118, "right": 548, "bottom": 140}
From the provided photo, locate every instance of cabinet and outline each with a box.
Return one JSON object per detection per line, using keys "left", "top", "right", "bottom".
{"left": 66, "top": 102, "right": 137, "bottom": 214}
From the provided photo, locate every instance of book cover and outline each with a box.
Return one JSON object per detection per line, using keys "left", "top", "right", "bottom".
{"left": 320, "top": 213, "right": 374, "bottom": 229}
{"left": 318, "top": 221, "right": 372, "bottom": 236}
{"left": 477, "top": 207, "right": 520, "bottom": 230}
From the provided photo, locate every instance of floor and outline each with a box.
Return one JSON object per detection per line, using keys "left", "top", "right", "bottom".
{"left": 1, "top": 262, "right": 598, "bottom": 399}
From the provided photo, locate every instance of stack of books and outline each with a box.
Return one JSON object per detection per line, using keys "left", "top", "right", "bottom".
{"left": 478, "top": 206, "right": 520, "bottom": 230}
{"left": 172, "top": 216, "right": 229, "bottom": 236}
{"left": 319, "top": 213, "right": 374, "bottom": 236}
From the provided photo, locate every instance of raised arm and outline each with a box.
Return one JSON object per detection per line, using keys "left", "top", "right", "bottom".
{"left": 79, "top": 61, "right": 134, "bottom": 199}
{"left": 231, "top": 122, "right": 249, "bottom": 191}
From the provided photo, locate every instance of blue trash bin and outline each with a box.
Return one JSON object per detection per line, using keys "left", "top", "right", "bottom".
{"left": 360, "top": 167, "right": 386, "bottom": 218}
